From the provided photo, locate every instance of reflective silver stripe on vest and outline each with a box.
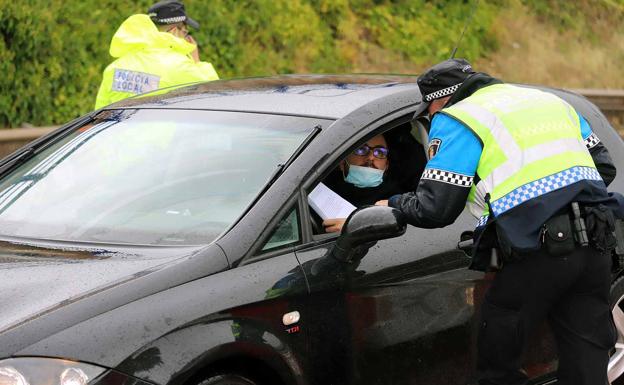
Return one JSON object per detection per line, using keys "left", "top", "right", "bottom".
{"left": 490, "top": 166, "right": 602, "bottom": 215}
{"left": 452, "top": 102, "right": 587, "bottom": 193}
{"left": 467, "top": 179, "right": 488, "bottom": 219}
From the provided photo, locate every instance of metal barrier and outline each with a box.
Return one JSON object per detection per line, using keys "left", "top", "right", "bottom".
{"left": 574, "top": 89, "right": 624, "bottom": 137}
{"left": 0, "top": 90, "right": 622, "bottom": 158}
{"left": 0, "top": 126, "right": 56, "bottom": 159}
{"left": 572, "top": 89, "right": 624, "bottom": 113}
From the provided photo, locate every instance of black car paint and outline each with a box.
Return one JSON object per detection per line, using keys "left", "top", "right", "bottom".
{"left": 0, "top": 75, "right": 621, "bottom": 385}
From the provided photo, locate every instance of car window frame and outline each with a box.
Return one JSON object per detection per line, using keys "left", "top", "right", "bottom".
{"left": 239, "top": 109, "right": 427, "bottom": 265}
{"left": 260, "top": 205, "right": 302, "bottom": 253}
{"left": 242, "top": 193, "right": 305, "bottom": 264}
{"left": 299, "top": 112, "right": 422, "bottom": 243}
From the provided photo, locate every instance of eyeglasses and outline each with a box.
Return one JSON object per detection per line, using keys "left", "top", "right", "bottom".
{"left": 352, "top": 144, "right": 389, "bottom": 159}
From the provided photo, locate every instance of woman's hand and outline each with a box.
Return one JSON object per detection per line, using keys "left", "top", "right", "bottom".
{"left": 322, "top": 218, "right": 346, "bottom": 233}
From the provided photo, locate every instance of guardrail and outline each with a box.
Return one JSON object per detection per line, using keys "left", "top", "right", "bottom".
{"left": 0, "top": 126, "right": 57, "bottom": 159}
{"left": 0, "top": 89, "right": 622, "bottom": 158}
{"left": 572, "top": 89, "right": 624, "bottom": 113}
{"left": 575, "top": 89, "right": 624, "bottom": 137}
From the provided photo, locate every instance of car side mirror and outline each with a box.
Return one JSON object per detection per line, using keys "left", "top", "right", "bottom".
{"left": 331, "top": 206, "right": 407, "bottom": 263}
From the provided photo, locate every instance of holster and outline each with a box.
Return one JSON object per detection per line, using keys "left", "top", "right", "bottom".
{"left": 543, "top": 213, "right": 575, "bottom": 257}
{"left": 585, "top": 204, "right": 617, "bottom": 253}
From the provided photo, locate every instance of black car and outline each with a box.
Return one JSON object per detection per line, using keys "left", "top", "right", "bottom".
{"left": 1, "top": 75, "right": 623, "bottom": 385}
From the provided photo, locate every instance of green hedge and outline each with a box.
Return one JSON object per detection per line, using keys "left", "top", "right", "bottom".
{"left": 5, "top": 0, "right": 619, "bottom": 128}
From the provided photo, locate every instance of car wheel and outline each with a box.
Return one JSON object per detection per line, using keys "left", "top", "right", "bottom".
{"left": 609, "top": 276, "right": 624, "bottom": 384}
{"left": 197, "top": 374, "right": 258, "bottom": 385}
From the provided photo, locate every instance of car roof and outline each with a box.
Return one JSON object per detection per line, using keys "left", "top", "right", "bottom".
{"left": 107, "top": 74, "right": 422, "bottom": 119}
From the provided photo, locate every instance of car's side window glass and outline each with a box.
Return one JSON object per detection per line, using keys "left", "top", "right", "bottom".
{"left": 261, "top": 208, "right": 301, "bottom": 251}
{"left": 307, "top": 121, "right": 427, "bottom": 238}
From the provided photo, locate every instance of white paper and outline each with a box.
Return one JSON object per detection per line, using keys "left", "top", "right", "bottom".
{"left": 308, "top": 182, "right": 356, "bottom": 220}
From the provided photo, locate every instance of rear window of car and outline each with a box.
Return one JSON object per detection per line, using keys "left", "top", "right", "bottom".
{"left": 0, "top": 109, "right": 330, "bottom": 246}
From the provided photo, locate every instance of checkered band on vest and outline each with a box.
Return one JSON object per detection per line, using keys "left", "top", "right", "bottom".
{"left": 476, "top": 215, "right": 489, "bottom": 228}
{"left": 424, "top": 83, "right": 462, "bottom": 102}
{"left": 156, "top": 16, "right": 186, "bottom": 24}
{"left": 421, "top": 168, "right": 474, "bottom": 187}
{"left": 490, "top": 166, "right": 602, "bottom": 216}
{"left": 584, "top": 133, "right": 600, "bottom": 149}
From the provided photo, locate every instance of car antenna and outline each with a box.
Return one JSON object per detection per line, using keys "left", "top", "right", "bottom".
{"left": 450, "top": 0, "right": 481, "bottom": 59}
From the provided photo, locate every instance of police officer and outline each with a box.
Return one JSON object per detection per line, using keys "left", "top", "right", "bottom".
{"left": 377, "top": 58, "right": 620, "bottom": 384}
{"left": 94, "top": 0, "right": 219, "bottom": 109}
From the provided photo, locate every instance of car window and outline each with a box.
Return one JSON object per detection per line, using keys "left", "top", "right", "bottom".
{"left": 0, "top": 110, "right": 330, "bottom": 246}
{"left": 261, "top": 207, "right": 300, "bottom": 252}
{"left": 308, "top": 122, "right": 427, "bottom": 237}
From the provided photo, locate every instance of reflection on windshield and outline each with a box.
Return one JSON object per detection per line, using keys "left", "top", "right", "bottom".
{"left": 0, "top": 110, "right": 328, "bottom": 245}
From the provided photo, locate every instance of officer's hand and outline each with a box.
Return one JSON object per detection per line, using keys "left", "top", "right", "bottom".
{"left": 323, "top": 218, "right": 346, "bottom": 233}
{"left": 375, "top": 200, "right": 389, "bottom": 206}
{"left": 186, "top": 34, "right": 200, "bottom": 62}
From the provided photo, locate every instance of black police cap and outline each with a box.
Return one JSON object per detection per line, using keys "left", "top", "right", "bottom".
{"left": 148, "top": 0, "right": 199, "bottom": 29}
{"left": 417, "top": 58, "right": 476, "bottom": 102}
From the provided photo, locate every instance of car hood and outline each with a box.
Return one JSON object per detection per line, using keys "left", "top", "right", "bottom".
{"left": 0, "top": 240, "right": 195, "bottom": 334}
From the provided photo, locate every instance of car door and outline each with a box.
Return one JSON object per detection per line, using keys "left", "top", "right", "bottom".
{"left": 292, "top": 121, "right": 559, "bottom": 385}
{"left": 295, "top": 206, "right": 482, "bottom": 384}
{"left": 296, "top": 207, "right": 559, "bottom": 385}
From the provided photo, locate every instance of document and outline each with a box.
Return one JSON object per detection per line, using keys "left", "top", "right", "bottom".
{"left": 308, "top": 183, "right": 356, "bottom": 220}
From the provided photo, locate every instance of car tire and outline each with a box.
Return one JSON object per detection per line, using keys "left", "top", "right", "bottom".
{"left": 609, "top": 276, "right": 624, "bottom": 384}
{"left": 197, "top": 374, "right": 259, "bottom": 385}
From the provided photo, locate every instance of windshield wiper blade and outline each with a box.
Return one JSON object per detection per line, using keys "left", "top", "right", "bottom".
{"left": 282, "top": 124, "right": 322, "bottom": 172}
{"left": 0, "top": 113, "right": 98, "bottom": 177}
{"left": 262, "top": 124, "right": 323, "bottom": 187}
{"left": 222, "top": 124, "right": 324, "bottom": 235}
{"left": 0, "top": 147, "right": 35, "bottom": 175}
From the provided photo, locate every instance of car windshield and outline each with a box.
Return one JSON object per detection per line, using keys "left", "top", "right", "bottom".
{"left": 0, "top": 109, "right": 329, "bottom": 246}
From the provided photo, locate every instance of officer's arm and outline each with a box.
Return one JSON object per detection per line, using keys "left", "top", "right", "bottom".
{"left": 171, "top": 59, "right": 220, "bottom": 83}
{"left": 579, "top": 113, "right": 616, "bottom": 186}
{"left": 388, "top": 114, "right": 482, "bottom": 228}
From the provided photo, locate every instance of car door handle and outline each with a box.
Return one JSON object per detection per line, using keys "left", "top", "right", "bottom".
{"left": 457, "top": 238, "right": 473, "bottom": 251}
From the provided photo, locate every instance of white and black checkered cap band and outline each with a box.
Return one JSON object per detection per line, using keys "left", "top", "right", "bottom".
{"left": 424, "top": 83, "right": 462, "bottom": 102}
{"left": 422, "top": 168, "right": 474, "bottom": 187}
{"left": 154, "top": 15, "right": 186, "bottom": 24}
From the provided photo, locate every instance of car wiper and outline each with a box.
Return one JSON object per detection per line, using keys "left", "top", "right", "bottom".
{"left": 281, "top": 124, "right": 323, "bottom": 172}
{"left": 264, "top": 124, "right": 323, "bottom": 186}
{"left": 221, "top": 124, "right": 324, "bottom": 235}
{"left": 0, "top": 113, "right": 97, "bottom": 177}
{"left": 0, "top": 147, "right": 36, "bottom": 175}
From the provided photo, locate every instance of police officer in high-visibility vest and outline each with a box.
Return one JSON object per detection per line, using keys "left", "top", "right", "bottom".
{"left": 94, "top": 0, "right": 219, "bottom": 110}
{"left": 376, "top": 58, "right": 622, "bottom": 384}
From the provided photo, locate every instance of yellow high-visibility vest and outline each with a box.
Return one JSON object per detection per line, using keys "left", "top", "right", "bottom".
{"left": 442, "top": 84, "right": 599, "bottom": 222}
{"left": 94, "top": 14, "right": 219, "bottom": 110}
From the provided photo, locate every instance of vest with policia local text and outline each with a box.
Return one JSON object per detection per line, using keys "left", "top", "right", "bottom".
{"left": 94, "top": 14, "right": 219, "bottom": 110}
{"left": 442, "top": 84, "right": 604, "bottom": 250}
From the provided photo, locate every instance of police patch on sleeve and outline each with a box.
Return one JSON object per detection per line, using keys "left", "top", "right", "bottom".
{"left": 112, "top": 69, "right": 161, "bottom": 95}
{"left": 427, "top": 138, "right": 442, "bottom": 160}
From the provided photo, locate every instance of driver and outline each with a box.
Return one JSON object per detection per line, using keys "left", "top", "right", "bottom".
{"left": 322, "top": 130, "right": 424, "bottom": 232}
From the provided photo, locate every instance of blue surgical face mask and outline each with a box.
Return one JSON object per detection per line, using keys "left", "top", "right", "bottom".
{"left": 344, "top": 164, "right": 385, "bottom": 188}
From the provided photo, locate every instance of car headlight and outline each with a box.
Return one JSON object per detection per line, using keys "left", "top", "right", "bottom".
{"left": 0, "top": 358, "right": 106, "bottom": 385}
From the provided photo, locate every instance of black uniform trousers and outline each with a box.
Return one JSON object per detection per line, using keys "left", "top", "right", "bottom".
{"left": 477, "top": 246, "right": 616, "bottom": 385}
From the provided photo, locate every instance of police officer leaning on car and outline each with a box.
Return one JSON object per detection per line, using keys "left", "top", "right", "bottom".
{"left": 94, "top": 0, "right": 219, "bottom": 110}
{"left": 376, "top": 58, "right": 624, "bottom": 385}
